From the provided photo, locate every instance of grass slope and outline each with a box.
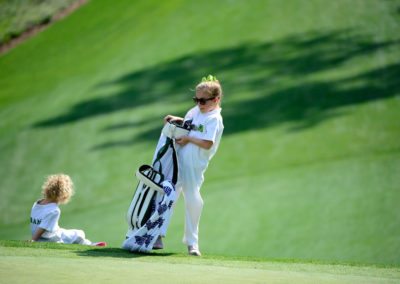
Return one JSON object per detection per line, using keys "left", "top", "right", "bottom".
{"left": 1, "top": 241, "right": 399, "bottom": 284}
{"left": 0, "top": 0, "right": 399, "bottom": 266}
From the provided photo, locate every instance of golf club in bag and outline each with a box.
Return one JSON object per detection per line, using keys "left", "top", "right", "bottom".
{"left": 122, "top": 119, "right": 191, "bottom": 252}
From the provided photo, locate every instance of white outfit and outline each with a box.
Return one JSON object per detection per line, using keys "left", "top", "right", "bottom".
{"left": 176, "top": 106, "right": 224, "bottom": 249}
{"left": 30, "top": 201, "right": 91, "bottom": 245}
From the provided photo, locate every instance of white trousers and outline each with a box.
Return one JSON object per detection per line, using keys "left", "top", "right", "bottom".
{"left": 59, "top": 229, "right": 92, "bottom": 245}
{"left": 40, "top": 228, "right": 92, "bottom": 245}
{"left": 176, "top": 163, "right": 205, "bottom": 249}
{"left": 153, "top": 134, "right": 206, "bottom": 249}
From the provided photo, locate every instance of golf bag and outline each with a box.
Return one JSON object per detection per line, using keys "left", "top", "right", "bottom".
{"left": 122, "top": 120, "right": 190, "bottom": 252}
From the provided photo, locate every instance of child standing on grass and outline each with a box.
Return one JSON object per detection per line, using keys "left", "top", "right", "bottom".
{"left": 30, "top": 174, "right": 106, "bottom": 246}
{"left": 162, "top": 75, "right": 224, "bottom": 256}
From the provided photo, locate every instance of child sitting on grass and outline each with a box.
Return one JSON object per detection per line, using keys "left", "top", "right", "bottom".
{"left": 30, "top": 174, "right": 106, "bottom": 246}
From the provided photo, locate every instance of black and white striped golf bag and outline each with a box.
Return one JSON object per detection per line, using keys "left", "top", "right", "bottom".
{"left": 122, "top": 120, "right": 190, "bottom": 252}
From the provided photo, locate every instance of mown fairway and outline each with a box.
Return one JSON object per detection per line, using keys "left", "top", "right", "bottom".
{"left": 0, "top": 0, "right": 399, "bottom": 269}
{"left": 1, "top": 241, "right": 399, "bottom": 284}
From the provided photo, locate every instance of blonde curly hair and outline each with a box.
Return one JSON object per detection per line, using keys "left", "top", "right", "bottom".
{"left": 42, "top": 174, "right": 74, "bottom": 204}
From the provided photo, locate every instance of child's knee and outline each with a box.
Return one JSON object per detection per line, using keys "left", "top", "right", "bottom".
{"left": 185, "top": 192, "right": 203, "bottom": 209}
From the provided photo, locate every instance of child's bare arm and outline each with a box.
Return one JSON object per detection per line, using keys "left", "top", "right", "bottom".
{"left": 164, "top": 115, "right": 183, "bottom": 124}
{"left": 32, "top": 228, "right": 46, "bottom": 241}
{"left": 176, "top": 136, "right": 213, "bottom": 150}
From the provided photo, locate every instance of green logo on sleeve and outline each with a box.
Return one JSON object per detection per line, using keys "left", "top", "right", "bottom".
{"left": 193, "top": 124, "right": 204, "bottom": 132}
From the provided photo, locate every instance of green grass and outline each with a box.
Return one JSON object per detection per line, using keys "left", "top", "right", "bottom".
{"left": 1, "top": 241, "right": 399, "bottom": 284}
{"left": 0, "top": 0, "right": 399, "bottom": 269}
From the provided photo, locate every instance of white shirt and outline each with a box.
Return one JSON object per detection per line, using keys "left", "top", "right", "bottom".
{"left": 178, "top": 106, "right": 224, "bottom": 171}
{"left": 30, "top": 201, "right": 61, "bottom": 240}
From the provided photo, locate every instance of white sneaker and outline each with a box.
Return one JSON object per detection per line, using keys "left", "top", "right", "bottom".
{"left": 188, "top": 245, "right": 201, "bottom": 256}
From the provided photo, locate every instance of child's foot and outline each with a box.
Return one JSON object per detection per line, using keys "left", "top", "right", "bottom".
{"left": 153, "top": 236, "right": 163, "bottom": 250}
{"left": 188, "top": 245, "right": 201, "bottom": 256}
{"left": 92, "top": 242, "right": 107, "bottom": 247}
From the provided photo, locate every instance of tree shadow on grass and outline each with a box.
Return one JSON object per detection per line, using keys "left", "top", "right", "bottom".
{"left": 223, "top": 62, "right": 400, "bottom": 134}
{"left": 32, "top": 29, "right": 400, "bottom": 150}
{"left": 75, "top": 247, "right": 177, "bottom": 258}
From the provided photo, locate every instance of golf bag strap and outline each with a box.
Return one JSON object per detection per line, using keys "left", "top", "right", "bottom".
{"left": 153, "top": 137, "right": 171, "bottom": 174}
{"left": 171, "top": 141, "right": 178, "bottom": 185}
{"left": 153, "top": 137, "right": 178, "bottom": 185}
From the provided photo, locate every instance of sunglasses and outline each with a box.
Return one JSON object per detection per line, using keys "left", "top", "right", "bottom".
{"left": 192, "top": 96, "right": 216, "bottom": 105}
